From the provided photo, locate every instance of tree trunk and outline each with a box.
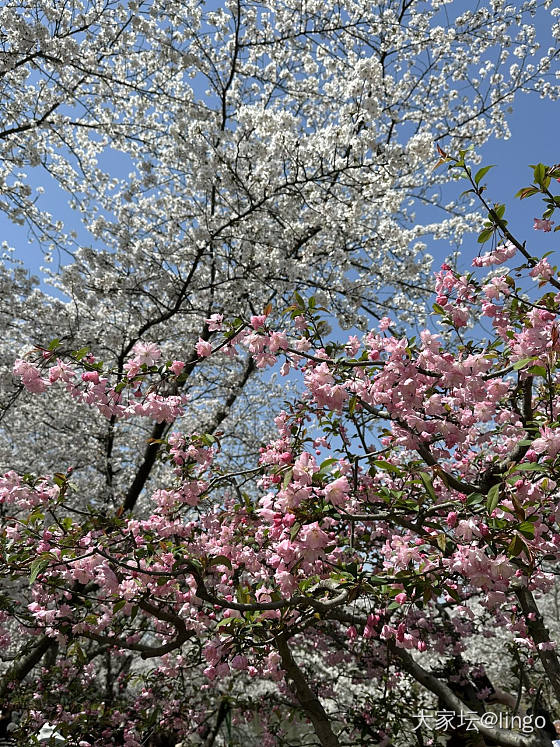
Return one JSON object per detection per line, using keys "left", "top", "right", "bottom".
{"left": 275, "top": 634, "right": 340, "bottom": 747}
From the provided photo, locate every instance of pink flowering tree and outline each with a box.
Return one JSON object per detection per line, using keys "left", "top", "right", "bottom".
{"left": 3, "top": 160, "right": 560, "bottom": 746}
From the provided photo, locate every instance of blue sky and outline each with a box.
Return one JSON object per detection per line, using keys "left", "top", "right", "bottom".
{"left": 425, "top": 90, "right": 559, "bottom": 274}
{"left": 466, "top": 92, "right": 558, "bottom": 262}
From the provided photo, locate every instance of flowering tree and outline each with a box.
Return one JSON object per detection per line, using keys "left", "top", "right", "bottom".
{"left": 2, "top": 0, "right": 560, "bottom": 743}
{"left": 1, "top": 160, "right": 560, "bottom": 745}
{"left": 2, "top": 0, "right": 560, "bottom": 564}
{"left": 2, "top": 0, "right": 559, "bottom": 318}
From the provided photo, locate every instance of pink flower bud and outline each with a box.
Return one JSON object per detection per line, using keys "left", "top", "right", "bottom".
{"left": 82, "top": 371, "right": 100, "bottom": 384}
{"left": 170, "top": 360, "right": 185, "bottom": 375}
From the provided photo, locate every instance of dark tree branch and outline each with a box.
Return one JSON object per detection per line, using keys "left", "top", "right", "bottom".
{"left": 393, "top": 646, "right": 553, "bottom": 747}
{"left": 275, "top": 633, "right": 340, "bottom": 747}
{"left": 0, "top": 635, "right": 56, "bottom": 699}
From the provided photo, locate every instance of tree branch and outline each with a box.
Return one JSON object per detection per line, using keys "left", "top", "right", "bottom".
{"left": 515, "top": 586, "right": 560, "bottom": 704}
{"left": 275, "top": 633, "right": 340, "bottom": 747}
{"left": 393, "top": 646, "right": 553, "bottom": 747}
{"left": 0, "top": 635, "right": 56, "bottom": 699}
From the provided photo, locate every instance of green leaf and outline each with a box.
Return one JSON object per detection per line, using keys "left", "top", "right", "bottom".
{"left": 486, "top": 483, "right": 501, "bottom": 514}
{"left": 474, "top": 165, "right": 494, "bottom": 185}
{"left": 215, "top": 617, "right": 235, "bottom": 630}
{"left": 507, "top": 534, "right": 526, "bottom": 558}
{"left": 419, "top": 472, "right": 437, "bottom": 502}
{"left": 477, "top": 227, "right": 494, "bottom": 244}
{"left": 467, "top": 492, "right": 485, "bottom": 506}
{"left": 493, "top": 203, "right": 506, "bottom": 220}
{"left": 518, "top": 521, "right": 535, "bottom": 539}
{"left": 319, "top": 458, "right": 337, "bottom": 473}
{"left": 53, "top": 473, "right": 67, "bottom": 488}
{"left": 528, "top": 365, "right": 547, "bottom": 377}
{"left": 513, "top": 357, "right": 536, "bottom": 370}
{"left": 290, "top": 521, "right": 301, "bottom": 540}
{"left": 113, "top": 599, "right": 127, "bottom": 612}
{"left": 515, "top": 186, "right": 539, "bottom": 200}
{"left": 343, "top": 561, "right": 359, "bottom": 578}
{"left": 446, "top": 586, "right": 462, "bottom": 602}
{"left": 515, "top": 462, "right": 548, "bottom": 472}
{"left": 282, "top": 468, "right": 293, "bottom": 489}
{"left": 372, "top": 460, "right": 403, "bottom": 475}
{"left": 533, "top": 163, "right": 546, "bottom": 187}
{"left": 30, "top": 556, "right": 51, "bottom": 585}
{"left": 73, "top": 346, "right": 89, "bottom": 360}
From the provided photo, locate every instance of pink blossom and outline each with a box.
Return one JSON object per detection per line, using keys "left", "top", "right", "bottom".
{"left": 529, "top": 258, "right": 553, "bottom": 282}
{"left": 82, "top": 371, "right": 100, "bottom": 384}
{"left": 267, "top": 331, "right": 288, "bottom": 353}
{"left": 345, "top": 336, "right": 361, "bottom": 356}
{"left": 13, "top": 359, "right": 49, "bottom": 393}
{"left": 131, "top": 342, "right": 162, "bottom": 366}
{"left": 205, "top": 313, "right": 224, "bottom": 331}
{"left": 324, "top": 476, "right": 350, "bottom": 506}
{"left": 483, "top": 276, "right": 510, "bottom": 300}
{"left": 170, "top": 360, "right": 185, "bottom": 375}
{"left": 450, "top": 306, "right": 469, "bottom": 328}
{"left": 534, "top": 217, "right": 554, "bottom": 232}
{"left": 250, "top": 314, "right": 268, "bottom": 330}
{"left": 48, "top": 359, "right": 76, "bottom": 383}
{"left": 10, "top": 227, "right": 560, "bottom": 735}
{"left": 455, "top": 519, "right": 479, "bottom": 541}
{"left": 231, "top": 654, "right": 249, "bottom": 670}
{"left": 292, "top": 452, "right": 318, "bottom": 485}
{"left": 123, "top": 359, "right": 141, "bottom": 377}
{"left": 299, "top": 522, "right": 329, "bottom": 550}
{"left": 446, "top": 511, "right": 458, "bottom": 528}
{"left": 532, "top": 426, "right": 560, "bottom": 459}
{"left": 481, "top": 301, "right": 496, "bottom": 318}
{"left": 196, "top": 338, "right": 213, "bottom": 357}
{"left": 472, "top": 241, "right": 516, "bottom": 267}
